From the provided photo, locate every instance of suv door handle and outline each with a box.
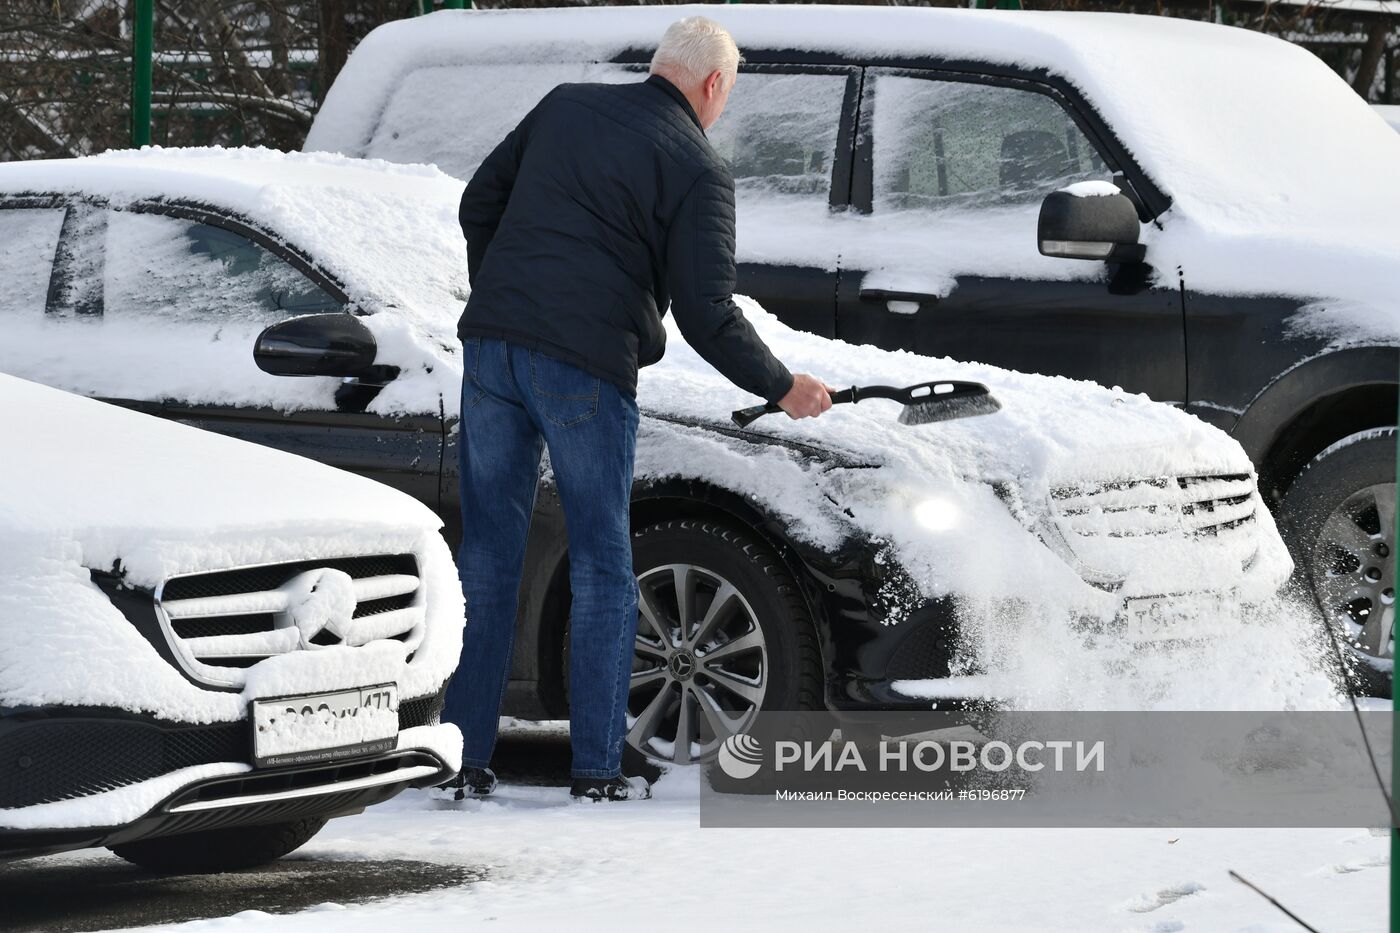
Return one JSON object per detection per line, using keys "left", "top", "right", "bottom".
{"left": 859, "top": 288, "right": 939, "bottom": 304}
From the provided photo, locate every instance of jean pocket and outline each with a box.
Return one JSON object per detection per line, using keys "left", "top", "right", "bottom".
{"left": 462, "top": 337, "right": 486, "bottom": 408}
{"left": 529, "top": 351, "right": 599, "bottom": 427}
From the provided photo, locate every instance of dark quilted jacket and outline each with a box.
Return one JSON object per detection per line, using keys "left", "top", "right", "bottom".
{"left": 456, "top": 75, "right": 794, "bottom": 403}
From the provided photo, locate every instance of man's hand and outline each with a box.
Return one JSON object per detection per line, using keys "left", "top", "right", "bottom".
{"left": 778, "top": 373, "right": 835, "bottom": 420}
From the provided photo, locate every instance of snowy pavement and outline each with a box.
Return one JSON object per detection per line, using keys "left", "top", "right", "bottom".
{"left": 13, "top": 723, "right": 1385, "bottom": 933}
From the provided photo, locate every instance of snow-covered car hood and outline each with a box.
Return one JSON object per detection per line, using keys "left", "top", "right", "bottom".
{"left": 0, "top": 373, "right": 446, "bottom": 587}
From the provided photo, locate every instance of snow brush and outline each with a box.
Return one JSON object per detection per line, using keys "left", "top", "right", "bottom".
{"left": 731, "top": 381, "right": 1001, "bottom": 429}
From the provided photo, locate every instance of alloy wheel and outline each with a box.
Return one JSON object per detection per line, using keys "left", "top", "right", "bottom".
{"left": 1311, "top": 482, "right": 1397, "bottom": 661}
{"left": 627, "top": 563, "right": 768, "bottom": 764}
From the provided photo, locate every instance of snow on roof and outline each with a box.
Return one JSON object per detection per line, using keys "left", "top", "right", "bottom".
{"left": 308, "top": 6, "right": 1400, "bottom": 310}
{"left": 0, "top": 145, "right": 469, "bottom": 339}
{"left": 1376, "top": 104, "right": 1400, "bottom": 133}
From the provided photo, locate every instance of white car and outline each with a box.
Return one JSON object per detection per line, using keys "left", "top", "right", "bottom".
{"left": 0, "top": 373, "right": 463, "bottom": 869}
{"left": 1376, "top": 104, "right": 1400, "bottom": 133}
{"left": 0, "top": 148, "right": 1291, "bottom": 770}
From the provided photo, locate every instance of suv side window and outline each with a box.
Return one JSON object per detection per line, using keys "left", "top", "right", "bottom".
{"left": 870, "top": 73, "right": 1113, "bottom": 213}
{"left": 707, "top": 71, "right": 847, "bottom": 205}
{"left": 103, "top": 211, "right": 341, "bottom": 321}
{"left": 0, "top": 207, "right": 64, "bottom": 317}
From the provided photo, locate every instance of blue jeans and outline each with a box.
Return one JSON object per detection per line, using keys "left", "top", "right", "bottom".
{"left": 442, "top": 338, "right": 640, "bottom": 779}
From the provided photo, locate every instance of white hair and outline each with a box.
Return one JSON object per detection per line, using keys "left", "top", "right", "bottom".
{"left": 649, "top": 16, "right": 742, "bottom": 90}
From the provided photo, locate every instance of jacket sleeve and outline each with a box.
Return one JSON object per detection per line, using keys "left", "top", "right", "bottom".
{"left": 459, "top": 90, "right": 552, "bottom": 282}
{"left": 665, "top": 167, "right": 795, "bottom": 404}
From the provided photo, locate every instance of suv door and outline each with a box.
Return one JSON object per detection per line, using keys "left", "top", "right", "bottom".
{"left": 836, "top": 70, "right": 1186, "bottom": 401}
{"left": 0, "top": 198, "right": 443, "bottom": 512}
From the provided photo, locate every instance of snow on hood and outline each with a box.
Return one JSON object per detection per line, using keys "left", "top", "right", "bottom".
{"left": 0, "top": 372, "right": 445, "bottom": 586}
{"left": 653, "top": 298, "right": 1248, "bottom": 489}
{"left": 0, "top": 148, "right": 469, "bottom": 416}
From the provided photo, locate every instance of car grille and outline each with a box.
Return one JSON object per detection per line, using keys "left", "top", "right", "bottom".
{"left": 156, "top": 554, "right": 424, "bottom": 682}
{"left": 1050, "top": 473, "right": 1258, "bottom": 539}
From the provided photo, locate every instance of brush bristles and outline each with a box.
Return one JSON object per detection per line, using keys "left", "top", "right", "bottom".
{"left": 897, "top": 395, "right": 1003, "bottom": 425}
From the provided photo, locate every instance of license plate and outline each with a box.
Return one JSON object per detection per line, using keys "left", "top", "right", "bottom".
{"left": 1123, "top": 595, "right": 1220, "bottom": 642}
{"left": 251, "top": 684, "right": 399, "bottom": 768}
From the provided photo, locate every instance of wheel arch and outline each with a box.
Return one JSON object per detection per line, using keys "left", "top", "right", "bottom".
{"left": 1232, "top": 346, "right": 1397, "bottom": 503}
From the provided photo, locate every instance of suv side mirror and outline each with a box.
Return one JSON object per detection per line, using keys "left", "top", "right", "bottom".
{"left": 1038, "top": 186, "right": 1145, "bottom": 263}
{"left": 254, "top": 313, "right": 378, "bottom": 377}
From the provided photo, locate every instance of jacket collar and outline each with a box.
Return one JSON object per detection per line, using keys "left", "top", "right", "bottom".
{"left": 645, "top": 74, "right": 703, "bottom": 133}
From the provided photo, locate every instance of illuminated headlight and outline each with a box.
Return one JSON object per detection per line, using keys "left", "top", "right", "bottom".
{"left": 912, "top": 496, "right": 961, "bottom": 532}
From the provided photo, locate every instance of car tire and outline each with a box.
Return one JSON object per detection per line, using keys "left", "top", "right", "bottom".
{"left": 108, "top": 817, "right": 328, "bottom": 873}
{"left": 623, "top": 518, "right": 823, "bottom": 766}
{"left": 1282, "top": 428, "right": 1396, "bottom": 697}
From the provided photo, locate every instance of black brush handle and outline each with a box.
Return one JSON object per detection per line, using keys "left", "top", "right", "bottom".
{"left": 732, "top": 387, "right": 858, "bottom": 428}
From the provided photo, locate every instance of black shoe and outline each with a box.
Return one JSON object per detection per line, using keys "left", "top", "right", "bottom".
{"left": 435, "top": 766, "right": 498, "bottom": 801}
{"left": 570, "top": 775, "right": 652, "bottom": 802}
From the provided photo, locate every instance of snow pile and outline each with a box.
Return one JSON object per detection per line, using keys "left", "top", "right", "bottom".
{"left": 0, "top": 374, "right": 464, "bottom": 725}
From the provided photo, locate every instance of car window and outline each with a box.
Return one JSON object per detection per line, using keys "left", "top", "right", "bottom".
{"left": 707, "top": 71, "right": 847, "bottom": 204}
{"left": 366, "top": 63, "right": 591, "bottom": 182}
{"left": 103, "top": 211, "right": 341, "bottom": 322}
{"left": 870, "top": 74, "right": 1112, "bottom": 213}
{"left": 0, "top": 207, "right": 64, "bottom": 316}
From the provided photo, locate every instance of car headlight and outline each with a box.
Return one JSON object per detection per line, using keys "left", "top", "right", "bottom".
{"left": 912, "top": 496, "right": 961, "bottom": 532}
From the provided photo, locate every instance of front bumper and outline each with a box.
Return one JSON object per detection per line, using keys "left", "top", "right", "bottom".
{"left": 0, "top": 691, "right": 454, "bottom": 861}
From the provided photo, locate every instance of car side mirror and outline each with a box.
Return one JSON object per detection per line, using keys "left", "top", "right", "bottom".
{"left": 254, "top": 313, "right": 378, "bottom": 378}
{"left": 1038, "top": 186, "right": 1145, "bottom": 263}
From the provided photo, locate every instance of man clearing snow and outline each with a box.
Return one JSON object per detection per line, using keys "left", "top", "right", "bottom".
{"left": 441, "top": 16, "right": 832, "bottom": 802}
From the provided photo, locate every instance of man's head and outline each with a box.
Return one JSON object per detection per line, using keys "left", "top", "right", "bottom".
{"left": 649, "top": 17, "right": 742, "bottom": 131}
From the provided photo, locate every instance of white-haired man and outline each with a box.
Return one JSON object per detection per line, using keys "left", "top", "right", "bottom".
{"left": 442, "top": 17, "right": 831, "bottom": 802}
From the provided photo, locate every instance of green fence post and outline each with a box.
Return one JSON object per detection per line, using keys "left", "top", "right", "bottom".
{"left": 131, "top": 0, "right": 153, "bottom": 147}
{"left": 443, "top": 0, "right": 465, "bottom": 8}
{"left": 421, "top": 0, "right": 433, "bottom": 14}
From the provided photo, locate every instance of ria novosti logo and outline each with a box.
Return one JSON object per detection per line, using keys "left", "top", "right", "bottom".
{"left": 718, "top": 733, "right": 764, "bottom": 779}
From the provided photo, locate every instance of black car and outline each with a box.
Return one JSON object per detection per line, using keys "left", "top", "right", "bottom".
{"left": 305, "top": 6, "right": 1400, "bottom": 691}
{"left": 0, "top": 149, "right": 1291, "bottom": 770}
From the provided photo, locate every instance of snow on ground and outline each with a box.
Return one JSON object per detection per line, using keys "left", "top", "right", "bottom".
{"left": 100, "top": 759, "right": 1385, "bottom": 933}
